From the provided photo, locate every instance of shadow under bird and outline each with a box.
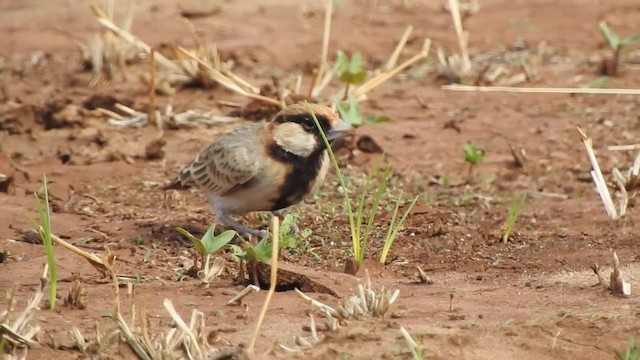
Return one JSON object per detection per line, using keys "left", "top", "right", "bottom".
{"left": 165, "top": 103, "right": 352, "bottom": 238}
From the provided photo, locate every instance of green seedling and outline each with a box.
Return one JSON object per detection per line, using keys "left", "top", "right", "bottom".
{"left": 279, "top": 213, "right": 312, "bottom": 254}
{"left": 335, "top": 95, "right": 389, "bottom": 128}
{"left": 336, "top": 50, "right": 366, "bottom": 99}
{"left": 463, "top": 142, "right": 485, "bottom": 181}
{"left": 502, "top": 193, "right": 527, "bottom": 244}
{"left": 33, "top": 175, "right": 57, "bottom": 310}
{"left": 175, "top": 225, "right": 236, "bottom": 269}
{"left": 599, "top": 21, "right": 640, "bottom": 76}
{"left": 380, "top": 192, "right": 420, "bottom": 264}
{"left": 615, "top": 336, "right": 640, "bottom": 360}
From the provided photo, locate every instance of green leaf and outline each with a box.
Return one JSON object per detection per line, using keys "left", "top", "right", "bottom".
{"left": 335, "top": 95, "right": 364, "bottom": 127}
{"left": 463, "top": 142, "right": 485, "bottom": 165}
{"left": 365, "top": 115, "right": 390, "bottom": 124}
{"left": 599, "top": 21, "right": 621, "bottom": 50}
{"left": 250, "top": 235, "right": 272, "bottom": 263}
{"left": 175, "top": 227, "right": 206, "bottom": 256}
{"left": 201, "top": 228, "right": 236, "bottom": 254}
{"left": 229, "top": 244, "right": 246, "bottom": 262}
{"left": 336, "top": 50, "right": 367, "bottom": 84}
{"left": 622, "top": 33, "right": 640, "bottom": 47}
{"left": 588, "top": 76, "right": 610, "bottom": 89}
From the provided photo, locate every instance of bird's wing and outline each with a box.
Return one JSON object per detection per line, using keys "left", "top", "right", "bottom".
{"left": 178, "top": 126, "right": 261, "bottom": 196}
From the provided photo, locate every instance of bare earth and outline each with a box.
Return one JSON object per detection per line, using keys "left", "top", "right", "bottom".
{"left": 1, "top": 0, "right": 640, "bottom": 359}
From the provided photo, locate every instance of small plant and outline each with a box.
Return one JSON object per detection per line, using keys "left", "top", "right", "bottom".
{"left": 615, "top": 336, "right": 640, "bottom": 360}
{"left": 599, "top": 21, "right": 640, "bottom": 76}
{"left": 278, "top": 213, "right": 313, "bottom": 254}
{"left": 463, "top": 142, "right": 485, "bottom": 181}
{"left": 380, "top": 192, "right": 419, "bottom": 264}
{"left": 335, "top": 95, "right": 389, "bottom": 128}
{"left": 175, "top": 225, "right": 236, "bottom": 269}
{"left": 33, "top": 175, "right": 57, "bottom": 310}
{"left": 502, "top": 193, "right": 527, "bottom": 244}
{"left": 336, "top": 50, "right": 367, "bottom": 99}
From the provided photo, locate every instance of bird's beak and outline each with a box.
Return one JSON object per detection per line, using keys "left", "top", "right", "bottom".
{"left": 327, "top": 120, "right": 352, "bottom": 141}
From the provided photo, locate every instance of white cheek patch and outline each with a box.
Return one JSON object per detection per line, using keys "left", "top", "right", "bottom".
{"left": 273, "top": 123, "right": 318, "bottom": 157}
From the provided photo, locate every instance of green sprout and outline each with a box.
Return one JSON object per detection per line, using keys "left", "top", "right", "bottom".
{"left": 335, "top": 95, "right": 389, "bottom": 128}
{"left": 176, "top": 225, "right": 236, "bottom": 268}
{"left": 599, "top": 21, "right": 640, "bottom": 76}
{"left": 615, "top": 336, "right": 640, "bottom": 360}
{"left": 336, "top": 50, "right": 367, "bottom": 99}
{"left": 463, "top": 142, "right": 485, "bottom": 181}
{"left": 502, "top": 193, "right": 527, "bottom": 244}
{"left": 33, "top": 174, "right": 57, "bottom": 310}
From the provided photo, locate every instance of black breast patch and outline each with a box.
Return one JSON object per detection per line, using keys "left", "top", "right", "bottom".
{"left": 268, "top": 144, "right": 325, "bottom": 210}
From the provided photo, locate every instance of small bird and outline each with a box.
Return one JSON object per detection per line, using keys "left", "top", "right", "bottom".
{"left": 165, "top": 103, "right": 352, "bottom": 238}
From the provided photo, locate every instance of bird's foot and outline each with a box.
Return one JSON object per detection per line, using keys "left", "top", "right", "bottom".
{"left": 269, "top": 210, "right": 300, "bottom": 233}
{"left": 217, "top": 213, "right": 267, "bottom": 240}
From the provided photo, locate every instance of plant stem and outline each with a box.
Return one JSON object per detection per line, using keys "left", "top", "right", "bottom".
{"left": 306, "top": 102, "right": 359, "bottom": 263}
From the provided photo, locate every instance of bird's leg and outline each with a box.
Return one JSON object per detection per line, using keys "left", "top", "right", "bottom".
{"left": 215, "top": 212, "right": 266, "bottom": 239}
{"left": 269, "top": 209, "right": 300, "bottom": 233}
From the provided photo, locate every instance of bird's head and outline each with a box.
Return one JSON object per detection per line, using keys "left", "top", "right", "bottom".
{"left": 267, "top": 103, "right": 352, "bottom": 158}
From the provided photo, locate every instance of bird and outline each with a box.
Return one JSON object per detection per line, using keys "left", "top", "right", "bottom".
{"left": 165, "top": 103, "right": 352, "bottom": 238}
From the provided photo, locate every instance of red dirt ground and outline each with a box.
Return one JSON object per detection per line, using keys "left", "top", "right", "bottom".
{"left": 1, "top": 0, "right": 640, "bottom": 359}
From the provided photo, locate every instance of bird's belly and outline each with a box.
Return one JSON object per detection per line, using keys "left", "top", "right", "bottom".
{"left": 211, "top": 179, "right": 280, "bottom": 214}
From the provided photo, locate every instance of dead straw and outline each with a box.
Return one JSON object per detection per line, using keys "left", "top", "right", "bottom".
{"left": 577, "top": 127, "right": 625, "bottom": 219}
{"left": 353, "top": 39, "right": 431, "bottom": 98}
{"left": 447, "top": 0, "right": 471, "bottom": 74}
{"left": 248, "top": 216, "right": 280, "bottom": 355}
{"left": 313, "top": 0, "right": 334, "bottom": 95}
{"left": 385, "top": 25, "right": 413, "bottom": 71}
{"left": 443, "top": 84, "right": 640, "bottom": 95}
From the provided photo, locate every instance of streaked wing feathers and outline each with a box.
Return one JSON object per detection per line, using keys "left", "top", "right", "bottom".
{"left": 179, "top": 126, "right": 261, "bottom": 196}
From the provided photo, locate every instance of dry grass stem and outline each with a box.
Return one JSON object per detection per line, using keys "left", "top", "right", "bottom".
{"left": 248, "top": 216, "right": 280, "bottom": 355}
{"left": 443, "top": 84, "right": 640, "bottom": 95}
{"left": 46, "top": 231, "right": 115, "bottom": 277}
{"left": 608, "top": 144, "right": 640, "bottom": 151}
{"left": 313, "top": 0, "right": 334, "bottom": 94}
{"left": 577, "top": 127, "right": 621, "bottom": 219}
{"left": 0, "top": 263, "right": 47, "bottom": 356}
{"left": 176, "top": 46, "right": 281, "bottom": 107}
{"left": 447, "top": 0, "right": 471, "bottom": 73}
{"left": 353, "top": 39, "right": 431, "bottom": 98}
{"left": 226, "top": 285, "right": 260, "bottom": 306}
{"left": 385, "top": 26, "right": 414, "bottom": 71}
{"left": 416, "top": 265, "right": 434, "bottom": 284}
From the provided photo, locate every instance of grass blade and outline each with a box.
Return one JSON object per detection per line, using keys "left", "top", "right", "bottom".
{"left": 34, "top": 174, "right": 57, "bottom": 310}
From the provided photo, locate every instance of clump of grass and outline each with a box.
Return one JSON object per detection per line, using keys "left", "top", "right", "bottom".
{"left": 598, "top": 21, "right": 640, "bottom": 76}
{"left": 33, "top": 175, "right": 57, "bottom": 310}
{"left": 307, "top": 102, "right": 418, "bottom": 268}
{"left": 295, "top": 270, "right": 400, "bottom": 320}
{"left": 501, "top": 193, "right": 527, "bottom": 244}
{"left": 380, "top": 191, "right": 419, "bottom": 264}
{"left": 615, "top": 336, "right": 640, "bottom": 360}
